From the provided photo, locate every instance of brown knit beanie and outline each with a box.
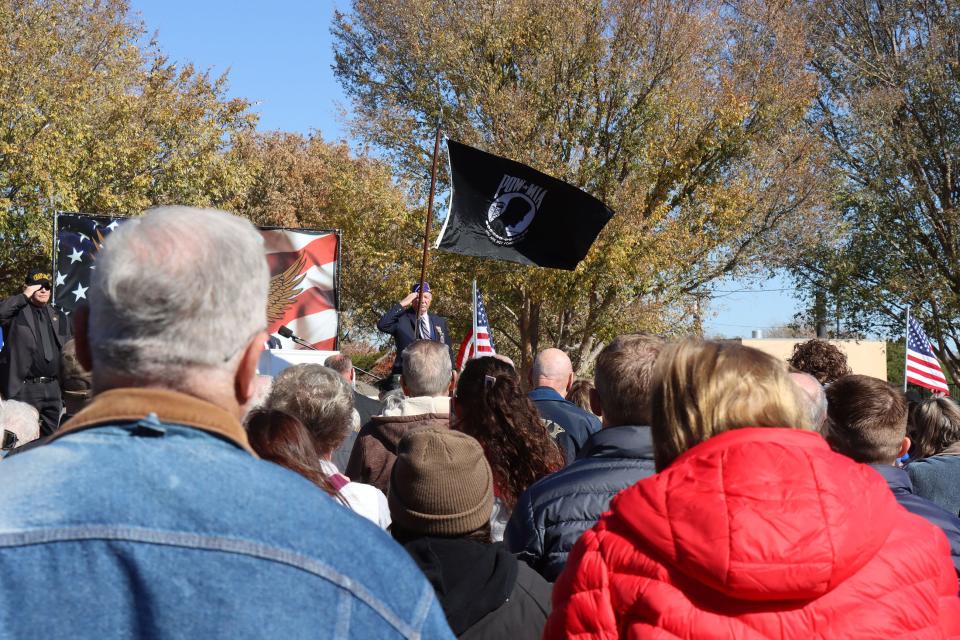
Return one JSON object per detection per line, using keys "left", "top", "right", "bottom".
{"left": 389, "top": 428, "right": 494, "bottom": 536}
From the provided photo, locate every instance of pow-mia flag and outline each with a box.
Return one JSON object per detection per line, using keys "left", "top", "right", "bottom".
{"left": 435, "top": 140, "right": 614, "bottom": 270}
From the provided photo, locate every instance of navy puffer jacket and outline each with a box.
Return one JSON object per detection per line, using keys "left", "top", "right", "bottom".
{"left": 505, "top": 425, "right": 656, "bottom": 582}
{"left": 872, "top": 463, "right": 960, "bottom": 578}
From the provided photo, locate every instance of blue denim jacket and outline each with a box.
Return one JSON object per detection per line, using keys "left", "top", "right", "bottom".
{"left": 0, "top": 388, "right": 453, "bottom": 639}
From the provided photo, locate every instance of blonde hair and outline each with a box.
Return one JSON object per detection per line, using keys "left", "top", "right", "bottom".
{"left": 651, "top": 340, "right": 811, "bottom": 470}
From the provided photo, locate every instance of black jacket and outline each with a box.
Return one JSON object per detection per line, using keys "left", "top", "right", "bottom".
{"left": 403, "top": 537, "right": 551, "bottom": 639}
{"left": 0, "top": 294, "right": 71, "bottom": 399}
{"left": 505, "top": 425, "right": 657, "bottom": 582}
{"left": 872, "top": 463, "right": 960, "bottom": 578}
{"left": 528, "top": 387, "right": 600, "bottom": 462}
{"left": 377, "top": 303, "right": 453, "bottom": 375}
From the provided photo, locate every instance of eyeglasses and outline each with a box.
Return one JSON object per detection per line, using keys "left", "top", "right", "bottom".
{"left": 38, "top": 284, "right": 51, "bottom": 291}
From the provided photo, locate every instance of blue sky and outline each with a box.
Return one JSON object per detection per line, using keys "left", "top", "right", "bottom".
{"left": 132, "top": 0, "right": 801, "bottom": 337}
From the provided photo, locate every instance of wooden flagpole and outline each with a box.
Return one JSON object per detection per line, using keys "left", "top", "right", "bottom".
{"left": 415, "top": 126, "right": 444, "bottom": 319}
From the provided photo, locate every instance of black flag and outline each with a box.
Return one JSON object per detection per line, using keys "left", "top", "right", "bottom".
{"left": 436, "top": 140, "right": 614, "bottom": 270}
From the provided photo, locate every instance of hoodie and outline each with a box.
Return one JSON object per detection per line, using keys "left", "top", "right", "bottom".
{"left": 404, "top": 537, "right": 551, "bottom": 639}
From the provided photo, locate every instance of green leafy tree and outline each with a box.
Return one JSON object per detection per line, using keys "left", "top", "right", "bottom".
{"left": 333, "top": 0, "right": 828, "bottom": 372}
{"left": 227, "top": 131, "right": 425, "bottom": 341}
{"left": 0, "top": 0, "right": 253, "bottom": 295}
{"left": 795, "top": 0, "right": 960, "bottom": 380}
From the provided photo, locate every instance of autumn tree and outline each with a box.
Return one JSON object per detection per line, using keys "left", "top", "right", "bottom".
{"left": 0, "top": 0, "right": 253, "bottom": 295}
{"left": 227, "top": 131, "right": 424, "bottom": 340}
{"left": 794, "top": 0, "right": 960, "bottom": 380}
{"left": 332, "top": 0, "right": 828, "bottom": 372}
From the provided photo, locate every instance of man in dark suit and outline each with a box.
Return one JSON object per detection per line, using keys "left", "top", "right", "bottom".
{"left": 377, "top": 282, "right": 453, "bottom": 390}
{"left": 0, "top": 269, "right": 72, "bottom": 435}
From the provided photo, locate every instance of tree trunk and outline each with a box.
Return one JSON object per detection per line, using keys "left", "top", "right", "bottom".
{"left": 814, "top": 288, "right": 828, "bottom": 338}
{"left": 577, "top": 338, "right": 606, "bottom": 377}
{"left": 518, "top": 290, "right": 541, "bottom": 386}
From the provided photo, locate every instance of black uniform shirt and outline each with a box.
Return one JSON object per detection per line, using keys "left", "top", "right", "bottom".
{"left": 26, "top": 306, "right": 59, "bottom": 379}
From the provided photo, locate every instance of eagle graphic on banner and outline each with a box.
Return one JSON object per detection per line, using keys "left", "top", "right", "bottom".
{"left": 54, "top": 214, "right": 340, "bottom": 350}
{"left": 267, "top": 254, "right": 307, "bottom": 323}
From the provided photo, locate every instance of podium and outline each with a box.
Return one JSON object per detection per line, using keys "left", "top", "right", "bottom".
{"left": 258, "top": 349, "right": 339, "bottom": 377}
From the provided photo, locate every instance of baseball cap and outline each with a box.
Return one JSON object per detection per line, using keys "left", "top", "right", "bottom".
{"left": 410, "top": 281, "right": 431, "bottom": 293}
{"left": 25, "top": 269, "right": 52, "bottom": 288}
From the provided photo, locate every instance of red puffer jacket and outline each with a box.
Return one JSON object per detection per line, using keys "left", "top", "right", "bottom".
{"left": 545, "top": 427, "right": 960, "bottom": 639}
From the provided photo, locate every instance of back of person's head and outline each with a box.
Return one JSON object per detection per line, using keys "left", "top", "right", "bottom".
{"left": 0, "top": 400, "right": 40, "bottom": 448}
{"left": 787, "top": 339, "right": 851, "bottom": 385}
{"left": 380, "top": 387, "right": 406, "bottom": 412}
{"left": 910, "top": 396, "right": 960, "bottom": 459}
{"left": 492, "top": 353, "right": 516, "bottom": 370}
{"left": 790, "top": 372, "right": 828, "bottom": 432}
{"left": 825, "top": 375, "right": 907, "bottom": 465}
{"left": 242, "top": 375, "right": 273, "bottom": 418}
{"left": 324, "top": 354, "right": 353, "bottom": 380}
{"left": 454, "top": 356, "right": 564, "bottom": 508}
{"left": 530, "top": 348, "right": 573, "bottom": 391}
{"left": 245, "top": 409, "right": 342, "bottom": 501}
{"left": 87, "top": 206, "right": 269, "bottom": 391}
{"left": 389, "top": 428, "right": 493, "bottom": 543}
{"left": 651, "top": 340, "right": 809, "bottom": 471}
{"left": 565, "top": 379, "right": 594, "bottom": 414}
{"left": 60, "top": 339, "right": 92, "bottom": 416}
{"left": 401, "top": 340, "right": 452, "bottom": 397}
{"left": 594, "top": 334, "right": 664, "bottom": 426}
{"left": 263, "top": 365, "right": 353, "bottom": 456}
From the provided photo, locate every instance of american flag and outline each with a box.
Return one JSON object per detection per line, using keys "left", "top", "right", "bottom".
{"left": 906, "top": 315, "right": 950, "bottom": 394}
{"left": 53, "top": 213, "right": 340, "bottom": 349}
{"left": 455, "top": 285, "right": 495, "bottom": 370}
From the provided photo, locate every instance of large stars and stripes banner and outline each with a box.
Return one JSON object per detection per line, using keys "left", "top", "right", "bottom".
{"left": 906, "top": 315, "right": 950, "bottom": 394}
{"left": 53, "top": 213, "right": 340, "bottom": 350}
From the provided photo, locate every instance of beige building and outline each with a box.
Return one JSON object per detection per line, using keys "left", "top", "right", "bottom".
{"left": 740, "top": 339, "right": 888, "bottom": 381}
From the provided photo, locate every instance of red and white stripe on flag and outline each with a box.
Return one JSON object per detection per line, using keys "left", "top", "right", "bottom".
{"left": 260, "top": 228, "right": 339, "bottom": 350}
{"left": 906, "top": 351, "right": 950, "bottom": 394}
{"left": 456, "top": 329, "right": 495, "bottom": 370}
{"left": 906, "top": 316, "right": 949, "bottom": 394}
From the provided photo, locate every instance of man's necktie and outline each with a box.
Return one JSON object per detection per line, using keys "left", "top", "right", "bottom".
{"left": 37, "top": 308, "right": 53, "bottom": 362}
{"left": 419, "top": 314, "right": 430, "bottom": 340}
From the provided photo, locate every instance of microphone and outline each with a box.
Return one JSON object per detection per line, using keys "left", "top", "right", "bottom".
{"left": 276, "top": 325, "right": 320, "bottom": 351}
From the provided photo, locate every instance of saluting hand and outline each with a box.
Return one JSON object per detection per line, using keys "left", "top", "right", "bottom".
{"left": 23, "top": 284, "right": 41, "bottom": 299}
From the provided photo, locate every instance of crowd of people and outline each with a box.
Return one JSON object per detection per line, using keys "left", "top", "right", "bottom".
{"left": 2, "top": 205, "right": 960, "bottom": 638}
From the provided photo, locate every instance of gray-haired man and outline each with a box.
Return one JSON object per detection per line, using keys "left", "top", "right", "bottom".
{"left": 0, "top": 206, "right": 453, "bottom": 639}
{"left": 346, "top": 339, "right": 454, "bottom": 493}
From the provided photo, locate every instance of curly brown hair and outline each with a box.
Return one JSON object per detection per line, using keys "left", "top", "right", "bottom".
{"left": 787, "top": 339, "right": 851, "bottom": 385}
{"left": 453, "top": 357, "right": 564, "bottom": 509}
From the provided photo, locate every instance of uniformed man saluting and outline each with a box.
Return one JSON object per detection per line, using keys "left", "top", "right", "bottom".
{"left": 0, "top": 269, "right": 72, "bottom": 435}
